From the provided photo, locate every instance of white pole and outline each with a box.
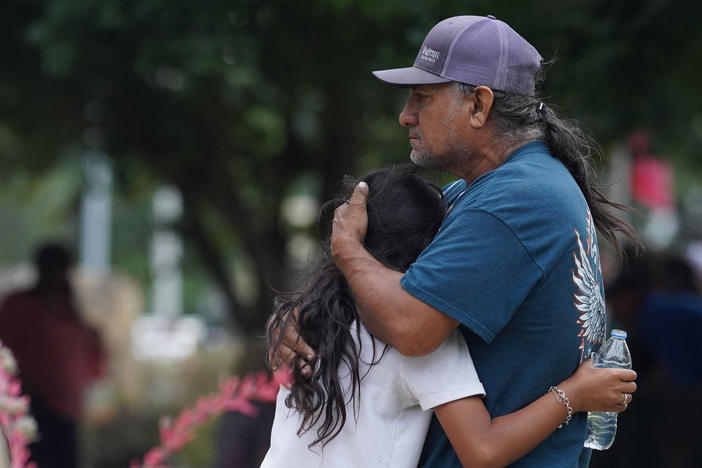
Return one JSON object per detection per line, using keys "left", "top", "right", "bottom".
{"left": 79, "top": 151, "right": 112, "bottom": 273}
{"left": 150, "top": 185, "right": 183, "bottom": 319}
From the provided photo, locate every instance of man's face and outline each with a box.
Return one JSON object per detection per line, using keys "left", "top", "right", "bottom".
{"left": 399, "top": 83, "right": 473, "bottom": 173}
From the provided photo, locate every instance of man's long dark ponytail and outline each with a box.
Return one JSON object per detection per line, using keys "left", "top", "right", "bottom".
{"left": 457, "top": 78, "right": 639, "bottom": 255}
{"left": 537, "top": 102, "right": 639, "bottom": 254}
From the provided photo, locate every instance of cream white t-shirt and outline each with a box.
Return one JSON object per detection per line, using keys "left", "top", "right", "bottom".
{"left": 260, "top": 322, "right": 484, "bottom": 468}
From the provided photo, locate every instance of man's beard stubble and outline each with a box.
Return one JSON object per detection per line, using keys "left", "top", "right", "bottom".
{"left": 409, "top": 135, "right": 474, "bottom": 176}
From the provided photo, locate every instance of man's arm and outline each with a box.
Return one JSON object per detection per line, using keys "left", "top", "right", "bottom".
{"left": 331, "top": 182, "right": 458, "bottom": 356}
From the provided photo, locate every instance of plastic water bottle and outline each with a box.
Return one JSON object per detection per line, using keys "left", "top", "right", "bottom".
{"left": 583, "top": 329, "right": 632, "bottom": 450}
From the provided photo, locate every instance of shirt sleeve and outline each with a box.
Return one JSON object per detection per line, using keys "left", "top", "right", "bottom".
{"left": 401, "top": 208, "right": 543, "bottom": 343}
{"left": 400, "top": 330, "right": 485, "bottom": 411}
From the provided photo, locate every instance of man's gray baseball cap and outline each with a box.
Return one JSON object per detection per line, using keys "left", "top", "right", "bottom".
{"left": 372, "top": 15, "right": 542, "bottom": 95}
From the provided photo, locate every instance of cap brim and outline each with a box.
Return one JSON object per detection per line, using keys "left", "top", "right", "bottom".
{"left": 372, "top": 66, "right": 452, "bottom": 87}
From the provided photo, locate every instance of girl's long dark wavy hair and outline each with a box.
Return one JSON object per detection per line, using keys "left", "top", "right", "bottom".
{"left": 266, "top": 166, "right": 445, "bottom": 448}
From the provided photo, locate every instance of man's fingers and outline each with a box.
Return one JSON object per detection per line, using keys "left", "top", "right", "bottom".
{"left": 267, "top": 306, "right": 316, "bottom": 373}
{"left": 348, "top": 181, "right": 369, "bottom": 205}
{"left": 279, "top": 306, "right": 316, "bottom": 360}
{"left": 282, "top": 327, "right": 316, "bottom": 362}
{"left": 277, "top": 343, "right": 314, "bottom": 377}
{"left": 272, "top": 343, "right": 295, "bottom": 370}
{"left": 331, "top": 181, "right": 370, "bottom": 250}
{"left": 298, "top": 360, "right": 313, "bottom": 377}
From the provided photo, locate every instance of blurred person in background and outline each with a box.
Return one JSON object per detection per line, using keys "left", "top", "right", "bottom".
{"left": 607, "top": 250, "right": 702, "bottom": 387}
{"left": 0, "top": 243, "right": 106, "bottom": 468}
{"left": 215, "top": 340, "right": 276, "bottom": 468}
{"left": 595, "top": 250, "right": 702, "bottom": 467}
{"left": 215, "top": 400, "right": 276, "bottom": 468}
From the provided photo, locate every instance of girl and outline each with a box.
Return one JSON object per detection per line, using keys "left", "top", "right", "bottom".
{"left": 263, "top": 166, "right": 635, "bottom": 467}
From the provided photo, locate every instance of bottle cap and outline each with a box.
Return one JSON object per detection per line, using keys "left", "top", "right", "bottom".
{"left": 610, "top": 329, "right": 627, "bottom": 339}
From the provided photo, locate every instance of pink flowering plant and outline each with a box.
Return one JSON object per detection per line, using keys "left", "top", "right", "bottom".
{"left": 0, "top": 342, "right": 38, "bottom": 468}
{"left": 0, "top": 338, "right": 289, "bottom": 468}
{"left": 130, "top": 368, "right": 289, "bottom": 468}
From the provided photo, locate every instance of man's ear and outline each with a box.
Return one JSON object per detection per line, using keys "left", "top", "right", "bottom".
{"left": 468, "top": 86, "right": 494, "bottom": 128}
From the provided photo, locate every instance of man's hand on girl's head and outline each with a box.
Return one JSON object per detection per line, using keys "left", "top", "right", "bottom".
{"left": 331, "top": 182, "right": 369, "bottom": 265}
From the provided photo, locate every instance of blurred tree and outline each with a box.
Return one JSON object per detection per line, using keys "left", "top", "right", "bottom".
{"left": 1, "top": 0, "right": 701, "bottom": 334}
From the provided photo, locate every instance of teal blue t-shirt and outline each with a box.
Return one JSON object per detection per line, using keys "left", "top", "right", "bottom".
{"left": 400, "top": 141, "right": 606, "bottom": 467}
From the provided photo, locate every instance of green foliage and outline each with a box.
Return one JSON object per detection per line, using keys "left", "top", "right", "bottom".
{"left": 0, "top": 159, "right": 81, "bottom": 263}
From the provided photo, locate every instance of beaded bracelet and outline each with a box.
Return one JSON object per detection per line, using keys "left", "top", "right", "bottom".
{"left": 549, "top": 385, "right": 573, "bottom": 428}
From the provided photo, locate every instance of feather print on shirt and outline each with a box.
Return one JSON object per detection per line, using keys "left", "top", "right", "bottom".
{"left": 572, "top": 209, "right": 606, "bottom": 361}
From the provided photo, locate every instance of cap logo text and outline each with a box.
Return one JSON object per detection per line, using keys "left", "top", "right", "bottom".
{"left": 420, "top": 46, "right": 441, "bottom": 63}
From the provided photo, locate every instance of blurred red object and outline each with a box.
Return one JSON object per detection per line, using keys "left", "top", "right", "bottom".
{"left": 629, "top": 131, "right": 674, "bottom": 210}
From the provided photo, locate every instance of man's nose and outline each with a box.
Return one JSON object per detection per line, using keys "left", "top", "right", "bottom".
{"left": 399, "top": 101, "right": 417, "bottom": 127}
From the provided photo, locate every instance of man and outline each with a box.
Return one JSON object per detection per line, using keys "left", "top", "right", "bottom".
{"left": 278, "top": 15, "right": 636, "bottom": 467}
{"left": 0, "top": 243, "right": 105, "bottom": 468}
